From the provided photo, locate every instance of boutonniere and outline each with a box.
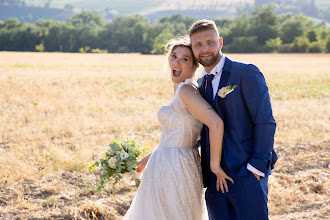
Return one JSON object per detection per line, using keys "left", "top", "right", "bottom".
{"left": 218, "top": 85, "right": 237, "bottom": 98}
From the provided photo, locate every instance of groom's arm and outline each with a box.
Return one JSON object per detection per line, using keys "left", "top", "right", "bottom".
{"left": 241, "top": 64, "right": 276, "bottom": 176}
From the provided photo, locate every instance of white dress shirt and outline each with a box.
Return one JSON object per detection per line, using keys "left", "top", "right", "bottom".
{"left": 200, "top": 55, "right": 226, "bottom": 97}
{"left": 201, "top": 54, "right": 265, "bottom": 178}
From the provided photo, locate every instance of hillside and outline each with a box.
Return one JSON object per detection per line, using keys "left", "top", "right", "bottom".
{"left": 0, "top": 5, "right": 73, "bottom": 22}
{"left": 24, "top": 0, "right": 252, "bottom": 15}
{"left": 1, "top": 0, "right": 329, "bottom": 23}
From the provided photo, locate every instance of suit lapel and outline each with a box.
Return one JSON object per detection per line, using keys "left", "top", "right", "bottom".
{"left": 214, "top": 57, "right": 232, "bottom": 105}
{"left": 198, "top": 75, "right": 207, "bottom": 98}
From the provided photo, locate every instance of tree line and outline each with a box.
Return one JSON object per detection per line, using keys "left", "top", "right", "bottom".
{"left": 255, "top": 0, "right": 330, "bottom": 23}
{"left": 1, "top": 5, "right": 329, "bottom": 53}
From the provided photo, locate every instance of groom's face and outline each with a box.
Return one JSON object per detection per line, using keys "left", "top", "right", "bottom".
{"left": 190, "top": 29, "right": 222, "bottom": 70}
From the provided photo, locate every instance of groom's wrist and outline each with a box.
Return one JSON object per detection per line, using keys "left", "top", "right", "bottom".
{"left": 247, "top": 163, "right": 265, "bottom": 177}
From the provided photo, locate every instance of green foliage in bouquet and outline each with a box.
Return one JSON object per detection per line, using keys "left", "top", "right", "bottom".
{"left": 88, "top": 137, "right": 149, "bottom": 191}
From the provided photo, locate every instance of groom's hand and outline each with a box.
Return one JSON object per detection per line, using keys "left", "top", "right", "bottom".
{"left": 252, "top": 172, "right": 260, "bottom": 180}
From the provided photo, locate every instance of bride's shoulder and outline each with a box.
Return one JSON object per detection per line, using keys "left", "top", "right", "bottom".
{"left": 179, "top": 83, "right": 198, "bottom": 93}
{"left": 178, "top": 78, "right": 198, "bottom": 90}
{"left": 184, "top": 78, "right": 198, "bottom": 87}
{"left": 178, "top": 82, "right": 199, "bottom": 102}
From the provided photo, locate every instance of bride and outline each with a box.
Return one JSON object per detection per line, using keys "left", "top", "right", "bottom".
{"left": 124, "top": 36, "right": 233, "bottom": 220}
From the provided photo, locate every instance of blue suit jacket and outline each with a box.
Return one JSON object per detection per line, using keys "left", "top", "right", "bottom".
{"left": 199, "top": 57, "right": 277, "bottom": 187}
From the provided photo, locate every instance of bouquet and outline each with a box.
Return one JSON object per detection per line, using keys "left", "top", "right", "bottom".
{"left": 88, "top": 137, "right": 149, "bottom": 191}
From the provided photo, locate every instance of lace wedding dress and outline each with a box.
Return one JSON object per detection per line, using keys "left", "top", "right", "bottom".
{"left": 124, "top": 79, "right": 205, "bottom": 220}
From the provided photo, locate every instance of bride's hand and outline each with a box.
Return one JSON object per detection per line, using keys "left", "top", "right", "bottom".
{"left": 136, "top": 160, "right": 146, "bottom": 173}
{"left": 212, "top": 167, "right": 234, "bottom": 193}
{"left": 136, "top": 153, "right": 152, "bottom": 173}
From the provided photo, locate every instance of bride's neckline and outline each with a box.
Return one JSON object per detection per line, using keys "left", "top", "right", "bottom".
{"left": 181, "top": 78, "right": 194, "bottom": 85}
{"left": 175, "top": 78, "right": 195, "bottom": 91}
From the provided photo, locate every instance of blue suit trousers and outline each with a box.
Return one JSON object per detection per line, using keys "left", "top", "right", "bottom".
{"left": 205, "top": 169, "right": 269, "bottom": 220}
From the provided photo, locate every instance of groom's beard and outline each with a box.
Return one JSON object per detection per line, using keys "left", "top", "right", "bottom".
{"left": 198, "top": 48, "right": 220, "bottom": 67}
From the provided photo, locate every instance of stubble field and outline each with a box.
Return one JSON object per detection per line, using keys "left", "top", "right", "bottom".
{"left": 0, "top": 52, "right": 329, "bottom": 219}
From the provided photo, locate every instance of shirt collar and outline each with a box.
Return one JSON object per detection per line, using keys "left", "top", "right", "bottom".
{"left": 201, "top": 54, "right": 226, "bottom": 78}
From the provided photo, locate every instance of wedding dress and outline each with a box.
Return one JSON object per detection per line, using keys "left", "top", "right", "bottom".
{"left": 124, "top": 79, "right": 205, "bottom": 220}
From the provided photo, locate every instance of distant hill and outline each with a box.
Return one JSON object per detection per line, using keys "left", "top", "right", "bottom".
{"left": 24, "top": 0, "right": 164, "bottom": 15}
{"left": 1, "top": 0, "right": 330, "bottom": 24}
{"left": 144, "top": 9, "right": 238, "bottom": 23}
{"left": 0, "top": 5, "right": 73, "bottom": 23}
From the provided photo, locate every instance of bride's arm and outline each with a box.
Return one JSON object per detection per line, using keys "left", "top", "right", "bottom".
{"left": 136, "top": 153, "right": 152, "bottom": 173}
{"left": 179, "top": 84, "right": 234, "bottom": 193}
{"left": 179, "top": 84, "right": 222, "bottom": 172}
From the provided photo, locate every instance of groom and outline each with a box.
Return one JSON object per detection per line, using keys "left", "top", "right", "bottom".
{"left": 189, "top": 19, "right": 277, "bottom": 219}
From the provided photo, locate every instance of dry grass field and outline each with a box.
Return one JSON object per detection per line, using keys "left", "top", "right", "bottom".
{"left": 0, "top": 52, "right": 329, "bottom": 219}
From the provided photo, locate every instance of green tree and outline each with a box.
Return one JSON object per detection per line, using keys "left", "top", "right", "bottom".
{"left": 278, "top": 44, "right": 293, "bottom": 53}
{"left": 43, "top": 22, "right": 74, "bottom": 52}
{"left": 131, "top": 21, "right": 153, "bottom": 53}
{"left": 158, "top": 14, "right": 195, "bottom": 31}
{"left": 68, "top": 11, "right": 105, "bottom": 27}
{"left": 152, "top": 27, "right": 174, "bottom": 54}
{"left": 309, "top": 41, "right": 323, "bottom": 52}
{"left": 71, "top": 22, "right": 100, "bottom": 52}
{"left": 222, "top": 14, "right": 250, "bottom": 46}
{"left": 280, "top": 15, "right": 307, "bottom": 44}
{"left": 214, "top": 18, "right": 232, "bottom": 30}
{"left": 251, "top": 5, "right": 277, "bottom": 26}
{"left": 229, "top": 36, "right": 259, "bottom": 53}
{"left": 307, "top": 30, "right": 317, "bottom": 42}
{"left": 326, "top": 37, "right": 330, "bottom": 52}
{"left": 35, "top": 42, "right": 44, "bottom": 52}
{"left": 4, "top": 18, "right": 21, "bottom": 29}
{"left": 0, "top": 6, "right": 327, "bottom": 54}
{"left": 265, "top": 37, "right": 282, "bottom": 52}
{"left": 0, "top": 22, "right": 43, "bottom": 51}
{"left": 248, "top": 6, "right": 279, "bottom": 45}
{"left": 98, "top": 15, "right": 153, "bottom": 53}
{"left": 291, "top": 36, "right": 310, "bottom": 53}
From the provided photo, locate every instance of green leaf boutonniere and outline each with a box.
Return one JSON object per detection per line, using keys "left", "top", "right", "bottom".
{"left": 218, "top": 85, "right": 237, "bottom": 98}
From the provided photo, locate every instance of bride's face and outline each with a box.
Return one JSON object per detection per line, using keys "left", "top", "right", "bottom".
{"left": 169, "top": 46, "right": 196, "bottom": 84}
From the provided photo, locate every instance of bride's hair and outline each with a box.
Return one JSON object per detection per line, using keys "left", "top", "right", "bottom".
{"left": 165, "top": 35, "right": 199, "bottom": 69}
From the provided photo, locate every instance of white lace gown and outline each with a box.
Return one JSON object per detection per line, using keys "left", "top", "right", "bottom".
{"left": 124, "top": 79, "right": 205, "bottom": 220}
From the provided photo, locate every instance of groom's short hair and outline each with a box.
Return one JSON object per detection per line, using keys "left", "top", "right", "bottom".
{"left": 189, "top": 19, "right": 219, "bottom": 38}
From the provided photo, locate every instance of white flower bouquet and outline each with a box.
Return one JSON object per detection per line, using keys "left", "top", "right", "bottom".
{"left": 89, "top": 137, "right": 149, "bottom": 191}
